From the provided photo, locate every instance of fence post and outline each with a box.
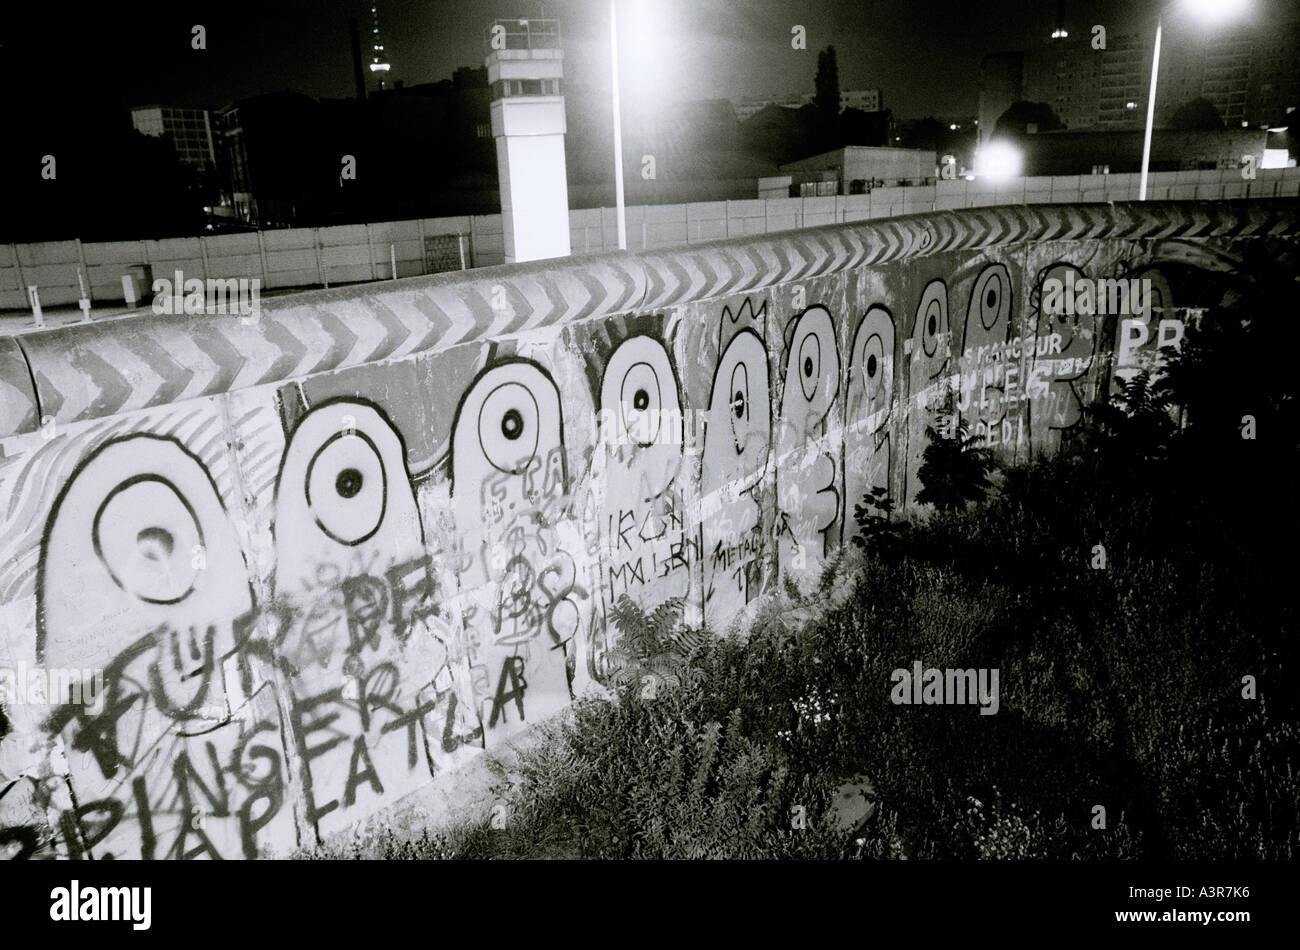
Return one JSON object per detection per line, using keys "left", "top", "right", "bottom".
{"left": 417, "top": 217, "right": 427, "bottom": 275}
{"left": 315, "top": 227, "right": 327, "bottom": 289}
{"left": 12, "top": 244, "right": 28, "bottom": 303}
{"left": 256, "top": 229, "right": 270, "bottom": 290}
{"left": 75, "top": 238, "right": 90, "bottom": 301}
{"left": 365, "top": 222, "right": 377, "bottom": 280}
{"left": 199, "top": 233, "right": 211, "bottom": 283}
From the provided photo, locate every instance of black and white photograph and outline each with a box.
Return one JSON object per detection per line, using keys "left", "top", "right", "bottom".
{"left": 0, "top": 0, "right": 1296, "bottom": 935}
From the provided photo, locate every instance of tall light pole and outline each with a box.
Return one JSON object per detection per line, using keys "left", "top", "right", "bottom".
{"left": 1138, "top": 15, "right": 1163, "bottom": 200}
{"left": 1139, "top": 0, "right": 1251, "bottom": 200}
{"left": 610, "top": 0, "right": 628, "bottom": 250}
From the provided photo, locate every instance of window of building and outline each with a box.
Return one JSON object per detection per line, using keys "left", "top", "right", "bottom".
{"left": 491, "top": 78, "right": 562, "bottom": 99}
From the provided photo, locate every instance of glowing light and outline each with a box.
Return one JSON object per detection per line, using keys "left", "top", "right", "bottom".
{"left": 1051, "top": 28, "right": 1069, "bottom": 38}
{"left": 976, "top": 141, "right": 1023, "bottom": 181}
{"left": 618, "top": 0, "right": 682, "bottom": 113}
{"left": 1182, "top": 0, "right": 1249, "bottom": 25}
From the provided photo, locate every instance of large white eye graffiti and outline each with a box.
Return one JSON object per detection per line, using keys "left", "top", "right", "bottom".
{"left": 729, "top": 359, "right": 751, "bottom": 453}
{"left": 478, "top": 381, "right": 541, "bottom": 474}
{"left": 621, "top": 361, "right": 662, "bottom": 445}
{"left": 39, "top": 432, "right": 252, "bottom": 672}
{"left": 601, "top": 336, "right": 679, "bottom": 450}
{"left": 304, "top": 430, "right": 388, "bottom": 546}
{"left": 93, "top": 474, "right": 203, "bottom": 604}
{"left": 970, "top": 264, "right": 1011, "bottom": 332}
{"left": 274, "top": 399, "right": 423, "bottom": 597}
{"left": 705, "top": 327, "right": 769, "bottom": 494}
{"left": 452, "top": 360, "right": 565, "bottom": 501}
{"left": 849, "top": 305, "right": 894, "bottom": 430}
{"left": 917, "top": 281, "right": 947, "bottom": 359}
{"left": 784, "top": 306, "right": 839, "bottom": 413}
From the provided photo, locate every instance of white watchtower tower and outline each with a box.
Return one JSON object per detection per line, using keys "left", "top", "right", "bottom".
{"left": 485, "top": 18, "right": 572, "bottom": 263}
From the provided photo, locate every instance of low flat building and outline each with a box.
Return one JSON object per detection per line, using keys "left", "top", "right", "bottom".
{"left": 778, "top": 146, "right": 937, "bottom": 196}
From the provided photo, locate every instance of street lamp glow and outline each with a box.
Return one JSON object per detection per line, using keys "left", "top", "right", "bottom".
{"left": 977, "top": 141, "right": 1022, "bottom": 181}
{"left": 1182, "top": 0, "right": 1249, "bottom": 25}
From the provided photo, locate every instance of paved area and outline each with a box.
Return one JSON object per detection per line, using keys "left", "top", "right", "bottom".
{"left": 0, "top": 282, "right": 366, "bottom": 336}
{"left": 0, "top": 303, "right": 147, "bottom": 335}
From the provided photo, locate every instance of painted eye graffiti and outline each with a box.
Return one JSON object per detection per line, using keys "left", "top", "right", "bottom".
{"left": 730, "top": 360, "right": 750, "bottom": 451}
{"left": 916, "top": 281, "right": 947, "bottom": 361}
{"left": 971, "top": 264, "right": 1010, "bottom": 332}
{"left": 863, "top": 335, "right": 887, "bottom": 402}
{"left": 501, "top": 409, "right": 523, "bottom": 440}
{"left": 305, "top": 430, "right": 388, "bottom": 546}
{"left": 93, "top": 474, "right": 204, "bottom": 604}
{"left": 620, "top": 360, "right": 662, "bottom": 446}
{"left": 849, "top": 305, "right": 894, "bottom": 436}
{"left": 798, "top": 332, "right": 821, "bottom": 401}
{"left": 336, "top": 468, "right": 363, "bottom": 497}
{"left": 478, "top": 381, "right": 541, "bottom": 474}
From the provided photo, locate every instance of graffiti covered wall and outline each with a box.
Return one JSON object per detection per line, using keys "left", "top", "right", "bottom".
{"left": 1, "top": 200, "right": 1295, "bottom": 858}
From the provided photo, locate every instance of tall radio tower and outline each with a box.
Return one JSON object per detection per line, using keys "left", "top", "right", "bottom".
{"left": 369, "top": 3, "right": 392, "bottom": 91}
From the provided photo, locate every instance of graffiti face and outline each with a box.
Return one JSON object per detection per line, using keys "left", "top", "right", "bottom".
{"left": 273, "top": 400, "right": 451, "bottom": 837}
{"left": 960, "top": 263, "right": 1014, "bottom": 439}
{"left": 37, "top": 434, "right": 289, "bottom": 859}
{"left": 703, "top": 328, "right": 770, "bottom": 498}
{"left": 39, "top": 434, "right": 251, "bottom": 684}
{"left": 781, "top": 306, "right": 840, "bottom": 434}
{"left": 451, "top": 360, "right": 576, "bottom": 742}
{"left": 845, "top": 305, "right": 895, "bottom": 531}
{"left": 604, "top": 338, "right": 670, "bottom": 446}
{"left": 274, "top": 401, "right": 422, "bottom": 578}
{"left": 907, "top": 280, "right": 951, "bottom": 505}
{"left": 1031, "top": 263, "right": 1097, "bottom": 443}
{"left": 776, "top": 306, "right": 841, "bottom": 577}
{"left": 701, "top": 311, "right": 771, "bottom": 624}
{"left": 453, "top": 360, "right": 566, "bottom": 520}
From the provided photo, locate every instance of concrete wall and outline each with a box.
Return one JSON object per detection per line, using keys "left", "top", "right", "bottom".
{"left": 5, "top": 167, "right": 1298, "bottom": 310}
{"left": 0, "top": 199, "right": 1296, "bottom": 860}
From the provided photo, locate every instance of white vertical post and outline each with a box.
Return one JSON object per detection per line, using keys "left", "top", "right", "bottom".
{"left": 390, "top": 242, "right": 397, "bottom": 280}
{"left": 77, "top": 268, "right": 90, "bottom": 321}
{"left": 28, "top": 285, "right": 43, "bottom": 327}
{"left": 315, "top": 227, "right": 327, "bottom": 288}
{"left": 1139, "top": 15, "right": 1163, "bottom": 201}
{"left": 610, "top": 1, "right": 627, "bottom": 250}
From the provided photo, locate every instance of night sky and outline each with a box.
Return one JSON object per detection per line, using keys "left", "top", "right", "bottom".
{"left": 5, "top": 0, "right": 1181, "bottom": 125}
